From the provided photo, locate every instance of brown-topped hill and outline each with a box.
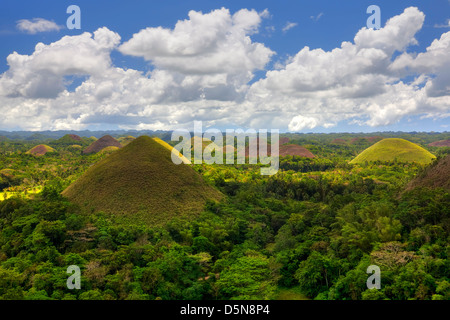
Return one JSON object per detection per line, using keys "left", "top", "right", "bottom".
{"left": 428, "top": 139, "right": 450, "bottom": 147}
{"left": 66, "top": 134, "right": 82, "bottom": 141}
{"left": 62, "top": 136, "right": 222, "bottom": 225}
{"left": 331, "top": 138, "right": 348, "bottom": 145}
{"left": 236, "top": 138, "right": 271, "bottom": 157}
{"left": 350, "top": 136, "right": 383, "bottom": 144}
{"left": 26, "top": 144, "right": 56, "bottom": 156}
{"left": 405, "top": 155, "right": 450, "bottom": 191}
{"left": 279, "top": 144, "right": 315, "bottom": 158}
{"left": 234, "top": 139, "right": 314, "bottom": 158}
{"left": 82, "top": 135, "right": 122, "bottom": 154}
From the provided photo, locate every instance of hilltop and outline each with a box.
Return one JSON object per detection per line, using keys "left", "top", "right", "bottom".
{"left": 331, "top": 138, "right": 348, "bottom": 145}
{"left": 118, "top": 135, "right": 136, "bottom": 146}
{"left": 279, "top": 137, "right": 290, "bottom": 145}
{"left": 279, "top": 144, "right": 315, "bottom": 158}
{"left": 82, "top": 135, "right": 122, "bottom": 154}
{"left": 406, "top": 155, "right": 450, "bottom": 191}
{"left": 429, "top": 139, "right": 450, "bottom": 147}
{"left": 62, "top": 136, "right": 222, "bottom": 224}
{"left": 153, "top": 137, "right": 191, "bottom": 164}
{"left": 49, "top": 134, "right": 85, "bottom": 147}
{"left": 350, "top": 138, "right": 436, "bottom": 165}
{"left": 25, "top": 144, "right": 56, "bottom": 156}
{"left": 98, "top": 146, "right": 120, "bottom": 154}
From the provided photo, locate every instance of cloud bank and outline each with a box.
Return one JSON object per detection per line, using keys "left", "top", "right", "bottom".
{"left": 0, "top": 7, "right": 449, "bottom": 131}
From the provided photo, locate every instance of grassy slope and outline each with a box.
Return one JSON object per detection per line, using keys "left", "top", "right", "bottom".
{"left": 406, "top": 154, "right": 450, "bottom": 191}
{"left": 118, "top": 136, "right": 136, "bottom": 146}
{"left": 26, "top": 144, "right": 56, "bottom": 155}
{"left": 350, "top": 138, "right": 436, "bottom": 164}
{"left": 99, "top": 146, "right": 120, "bottom": 154}
{"left": 62, "top": 136, "right": 222, "bottom": 225}
{"left": 153, "top": 137, "right": 191, "bottom": 164}
{"left": 274, "top": 287, "right": 310, "bottom": 300}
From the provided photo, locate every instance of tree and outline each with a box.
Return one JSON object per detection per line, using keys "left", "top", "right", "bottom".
{"left": 294, "top": 251, "right": 343, "bottom": 298}
{"left": 217, "top": 253, "right": 279, "bottom": 299}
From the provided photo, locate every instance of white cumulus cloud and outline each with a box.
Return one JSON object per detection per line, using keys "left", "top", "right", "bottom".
{"left": 0, "top": 7, "right": 448, "bottom": 132}
{"left": 246, "top": 6, "right": 449, "bottom": 131}
{"left": 16, "top": 18, "right": 63, "bottom": 34}
{"left": 0, "top": 27, "right": 121, "bottom": 99}
{"left": 119, "top": 8, "right": 274, "bottom": 76}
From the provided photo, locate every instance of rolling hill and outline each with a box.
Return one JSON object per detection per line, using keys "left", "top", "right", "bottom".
{"left": 331, "top": 138, "right": 348, "bottom": 145}
{"left": 49, "top": 134, "right": 86, "bottom": 147}
{"left": 62, "top": 136, "right": 222, "bottom": 224}
{"left": 118, "top": 135, "right": 136, "bottom": 146}
{"left": 350, "top": 138, "right": 436, "bottom": 164}
{"left": 406, "top": 155, "right": 450, "bottom": 191}
{"left": 98, "top": 146, "right": 120, "bottom": 154}
{"left": 279, "top": 144, "right": 315, "bottom": 158}
{"left": 429, "top": 139, "right": 450, "bottom": 147}
{"left": 82, "top": 135, "right": 122, "bottom": 154}
{"left": 25, "top": 144, "right": 56, "bottom": 156}
{"left": 153, "top": 137, "right": 191, "bottom": 164}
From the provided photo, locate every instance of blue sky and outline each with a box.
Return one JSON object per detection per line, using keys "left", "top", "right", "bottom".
{"left": 0, "top": 0, "right": 449, "bottom": 132}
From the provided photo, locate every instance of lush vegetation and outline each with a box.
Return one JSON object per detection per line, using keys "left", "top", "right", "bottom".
{"left": 0, "top": 131, "right": 448, "bottom": 300}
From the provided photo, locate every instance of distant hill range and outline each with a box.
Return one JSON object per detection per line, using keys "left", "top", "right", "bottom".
{"left": 350, "top": 138, "right": 436, "bottom": 165}
{"left": 0, "top": 130, "right": 171, "bottom": 141}
{"left": 62, "top": 136, "right": 222, "bottom": 224}
{"left": 406, "top": 155, "right": 450, "bottom": 191}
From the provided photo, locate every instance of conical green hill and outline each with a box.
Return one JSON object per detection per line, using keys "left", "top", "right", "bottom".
{"left": 350, "top": 138, "right": 436, "bottom": 165}
{"left": 118, "top": 135, "right": 136, "bottom": 146}
{"left": 62, "top": 136, "right": 222, "bottom": 224}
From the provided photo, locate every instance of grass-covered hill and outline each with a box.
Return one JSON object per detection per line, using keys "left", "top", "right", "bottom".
{"left": 25, "top": 144, "right": 56, "bottom": 156}
{"left": 153, "top": 137, "right": 191, "bottom": 164}
{"left": 118, "top": 135, "right": 136, "bottom": 146}
{"left": 406, "top": 154, "right": 450, "bottom": 191}
{"left": 59, "top": 134, "right": 82, "bottom": 142}
{"left": 62, "top": 135, "right": 222, "bottom": 224}
{"left": 48, "top": 134, "right": 90, "bottom": 148}
{"left": 98, "top": 146, "right": 120, "bottom": 154}
{"left": 350, "top": 138, "right": 436, "bottom": 165}
{"left": 82, "top": 135, "right": 122, "bottom": 155}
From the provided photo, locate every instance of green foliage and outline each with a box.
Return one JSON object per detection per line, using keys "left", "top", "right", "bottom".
{"left": 217, "top": 253, "right": 280, "bottom": 299}
{"left": 0, "top": 132, "right": 448, "bottom": 300}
